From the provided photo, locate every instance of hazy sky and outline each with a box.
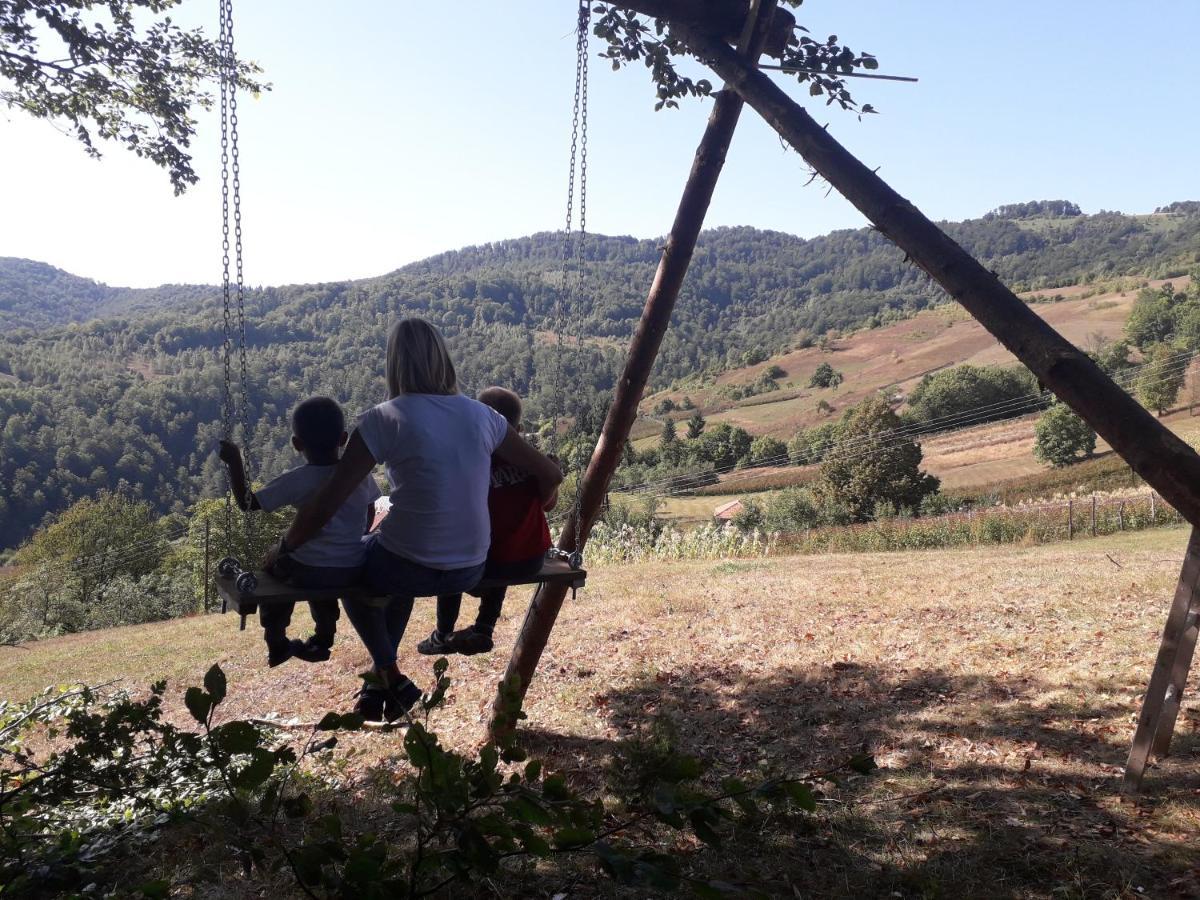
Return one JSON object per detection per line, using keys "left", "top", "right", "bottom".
{"left": 2, "top": 1, "right": 1198, "bottom": 288}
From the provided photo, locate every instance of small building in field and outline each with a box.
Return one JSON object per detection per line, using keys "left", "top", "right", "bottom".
{"left": 713, "top": 499, "right": 743, "bottom": 522}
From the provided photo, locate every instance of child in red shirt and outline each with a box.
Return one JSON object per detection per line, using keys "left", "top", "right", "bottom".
{"left": 418, "top": 386, "right": 556, "bottom": 656}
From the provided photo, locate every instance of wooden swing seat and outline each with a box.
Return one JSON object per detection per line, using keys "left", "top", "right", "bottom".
{"left": 215, "top": 558, "right": 586, "bottom": 625}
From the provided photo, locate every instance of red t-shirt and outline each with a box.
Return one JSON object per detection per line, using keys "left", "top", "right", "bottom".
{"left": 487, "top": 462, "right": 551, "bottom": 563}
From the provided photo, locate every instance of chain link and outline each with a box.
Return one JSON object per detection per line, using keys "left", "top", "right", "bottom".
{"left": 218, "top": 0, "right": 253, "bottom": 558}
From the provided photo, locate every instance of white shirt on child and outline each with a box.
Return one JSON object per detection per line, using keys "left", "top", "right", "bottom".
{"left": 355, "top": 393, "right": 509, "bottom": 570}
{"left": 255, "top": 464, "right": 381, "bottom": 568}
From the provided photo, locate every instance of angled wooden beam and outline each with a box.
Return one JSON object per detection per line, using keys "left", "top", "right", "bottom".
{"left": 1124, "top": 529, "right": 1200, "bottom": 789}
{"left": 490, "top": 0, "right": 779, "bottom": 736}
{"left": 666, "top": 23, "right": 1200, "bottom": 529}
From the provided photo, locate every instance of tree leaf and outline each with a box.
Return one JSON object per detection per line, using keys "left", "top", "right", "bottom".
{"left": 184, "top": 686, "right": 211, "bottom": 726}
{"left": 204, "top": 664, "right": 227, "bottom": 705}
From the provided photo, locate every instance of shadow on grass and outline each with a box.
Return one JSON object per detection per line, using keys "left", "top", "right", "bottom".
{"left": 517, "top": 662, "right": 1200, "bottom": 898}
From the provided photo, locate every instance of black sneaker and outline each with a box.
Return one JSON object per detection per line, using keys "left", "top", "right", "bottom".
{"left": 417, "top": 630, "right": 454, "bottom": 656}
{"left": 267, "top": 642, "right": 293, "bottom": 668}
{"left": 449, "top": 626, "right": 494, "bottom": 656}
{"left": 354, "top": 685, "right": 385, "bottom": 723}
{"left": 291, "top": 636, "right": 332, "bottom": 663}
{"left": 383, "top": 680, "right": 423, "bottom": 722}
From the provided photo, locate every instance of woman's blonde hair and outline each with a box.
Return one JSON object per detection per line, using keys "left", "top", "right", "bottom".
{"left": 385, "top": 318, "right": 459, "bottom": 397}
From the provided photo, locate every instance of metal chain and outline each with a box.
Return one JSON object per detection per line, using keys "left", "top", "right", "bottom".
{"left": 218, "top": 0, "right": 253, "bottom": 559}
{"left": 547, "top": 0, "right": 589, "bottom": 444}
{"left": 218, "top": 0, "right": 235, "bottom": 554}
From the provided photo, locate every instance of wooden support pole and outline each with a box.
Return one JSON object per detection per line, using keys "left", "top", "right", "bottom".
{"left": 203, "top": 519, "right": 211, "bottom": 614}
{"left": 664, "top": 25, "right": 1200, "bottom": 530}
{"left": 490, "top": 1, "right": 778, "bottom": 735}
{"left": 1125, "top": 528, "right": 1200, "bottom": 790}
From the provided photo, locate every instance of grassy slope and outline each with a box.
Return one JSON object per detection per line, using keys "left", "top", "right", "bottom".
{"left": 3, "top": 530, "right": 1198, "bottom": 896}
{"left": 639, "top": 276, "right": 1198, "bottom": 526}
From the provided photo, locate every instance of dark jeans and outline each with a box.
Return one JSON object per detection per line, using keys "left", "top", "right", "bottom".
{"left": 343, "top": 538, "right": 484, "bottom": 669}
{"left": 436, "top": 555, "right": 545, "bottom": 636}
{"left": 259, "top": 560, "right": 359, "bottom": 650}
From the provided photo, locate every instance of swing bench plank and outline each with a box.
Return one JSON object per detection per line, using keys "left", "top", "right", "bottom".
{"left": 215, "top": 558, "right": 586, "bottom": 624}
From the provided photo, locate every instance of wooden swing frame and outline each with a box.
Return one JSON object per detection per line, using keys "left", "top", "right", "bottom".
{"left": 490, "top": 0, "right": 1200, "bottom": 792}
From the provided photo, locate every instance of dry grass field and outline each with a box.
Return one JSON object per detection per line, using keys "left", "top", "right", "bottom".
{"left": 4, "top": 528, "right": 1198, "bottom": 897}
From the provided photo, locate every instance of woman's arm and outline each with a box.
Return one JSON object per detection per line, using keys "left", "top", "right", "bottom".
{"left": 267, "top": 431, "right": 376, "bottom": 564}
{"left": 495, "top": 425, "right": 563, "bottom": 503}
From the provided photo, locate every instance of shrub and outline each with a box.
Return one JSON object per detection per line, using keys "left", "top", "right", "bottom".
{"left": 808, "top": 362, "right": 843, "bottom": 389}
{"left": 1135, "top": 342, "right": 1187, "bottom": 416}
{"left": 904, "top": 363, "right": 1042, "bottom": 429}
{"left": 748, "top": 435, "right": 788, "bottom": 467}
{"left": 1033, "top": 403, "right": 1096, "bottom": 467}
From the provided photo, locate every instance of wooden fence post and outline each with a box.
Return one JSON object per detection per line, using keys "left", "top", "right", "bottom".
{"left": 1091, "top": 495, "right": 1098, "bottom": 536}
{"left": 1119, "top": 501, "right": 1125, "bottom": 531}
{"left": 1151, "top": 492, "right": 1157, "bottom": 525}
{"left": 203, "top": 519, "right": 211, "bottom": 614}
{"left": 1067, "top": 499, "right": 1073, "bottom": 540}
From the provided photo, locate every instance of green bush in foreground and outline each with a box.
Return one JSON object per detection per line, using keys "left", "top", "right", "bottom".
{"left": 1, "top": 662, "right": 873, "bottom": 898}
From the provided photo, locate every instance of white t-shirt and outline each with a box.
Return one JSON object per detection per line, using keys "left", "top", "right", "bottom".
{"left": 355, "top": 393, "right": 509, "bottom": 570}
{"left": 255, "top": 464, "right": 381, "bottom": 568}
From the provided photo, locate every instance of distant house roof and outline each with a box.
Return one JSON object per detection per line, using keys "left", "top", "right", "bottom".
{"left": 713, "top": 499, "right": 743, "bottom": 520}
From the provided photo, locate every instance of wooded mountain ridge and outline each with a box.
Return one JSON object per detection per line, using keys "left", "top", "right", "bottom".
{"left": 0, "top": 202, "right": 1197, "bottom": 552}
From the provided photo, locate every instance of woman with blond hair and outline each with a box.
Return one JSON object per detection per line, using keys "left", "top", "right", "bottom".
{"left": 269, "top": 318, "right": 562, "bottom": 721}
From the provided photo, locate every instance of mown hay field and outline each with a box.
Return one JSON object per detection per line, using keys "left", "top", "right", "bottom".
{"left": 2, "top": 528, "right": 1198, "bottom": 897}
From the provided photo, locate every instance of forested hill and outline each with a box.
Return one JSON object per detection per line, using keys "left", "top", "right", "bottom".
{"left": 1, "top": 204, "right": 1198, "bottom": 552}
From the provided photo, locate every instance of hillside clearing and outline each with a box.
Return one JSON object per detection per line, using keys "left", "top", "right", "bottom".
{"left": 3, "top": 529, "right": 1198, "bottom": 897}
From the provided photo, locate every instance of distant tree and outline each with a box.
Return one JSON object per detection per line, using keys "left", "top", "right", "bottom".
{"left": 1125, "top": 286, "right": 1177, "bottom": 350}
{"left": 809, "top": 362, "right": 843, "bottom": 389}
{"left": 787, "top": 421, "right": 839, "bottom": 465}
{"left": 729, "top": 498, "right": 765, "bottom": 533}
{"left": 685, "top": 412, "right": 706, "bottom": 440}
{"left": 691, "top": 423, "right": 752, "bottom": 470}
{"left": 1, "top": 0, "right": 267, "bottom": 193}
{"left": 653, "top": 398, "right": 677, "bottom": 416}
{"left": 748, "top": 435, "right": 787, "bottom": 468}
{"left": 763, "top": 364, "right": 787, "bottom": 380}
{"left": 1090, "top": 338, "right": 1135, "bottom": 377}
{"left": 816, "top": 399, "right": 835, "bottom": 416}
{"left": 1033, "top": 403, "right": 1096, "bottom": 467}
{"left": 904, "top": 363, "right": 1041, "bottom": 428}
{"left": 660, "top": 419, "right": 678, "bottom": 444}
{"left": 679, "top": 396, "right": 695, "bottom": 410}
{"left": 815, "top": 395, "right": 939, "bottom": 521}
{"left": 1136, "top": 343, "right": 1187, "bottom": 416}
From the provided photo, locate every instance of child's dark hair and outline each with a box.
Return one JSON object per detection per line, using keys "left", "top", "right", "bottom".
{"left": 477, "top": 386, "right": 521, "bottom": 428}
{"left": 292, "top": 396, "right": 345, "bottom": 453}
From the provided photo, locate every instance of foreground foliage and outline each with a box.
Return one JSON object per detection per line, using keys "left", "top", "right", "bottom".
{"left": 0, "top": 663, "right": 871, "bottom": 898}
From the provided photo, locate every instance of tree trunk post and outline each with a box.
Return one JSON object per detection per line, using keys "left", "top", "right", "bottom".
{"left": 489, "top": 1, "right": 779, "bottom": 738}
{"left": 662, "top": 24, "right": 1200, "bottom": 529}
{"left": 1125, "top": 528, "right": 1200, "bottom": 790}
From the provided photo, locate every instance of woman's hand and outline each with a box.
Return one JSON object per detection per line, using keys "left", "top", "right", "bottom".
{"left": 262, "top": 539, "right": 283, "bottom": 571}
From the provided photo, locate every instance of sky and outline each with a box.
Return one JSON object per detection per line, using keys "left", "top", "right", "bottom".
{"left": 2, "top": 0, "right": 1198, "bottom": 288}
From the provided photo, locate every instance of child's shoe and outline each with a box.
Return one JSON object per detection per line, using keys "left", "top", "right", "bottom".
{"left": 354, "top": 684, "right": 385, "bottom": 723}
{"left": 267, "top": 641, "right": 293, "bottom": 668}
{"left": 417, "top": 630, "right": 454, "bottom": 656}
{"left": 448, "top": 626, "right": 494, "bottom": 656}
{"left": 383, "top": 679, "right": 423, "bottom": 722}
{"left": 291, "top": 636, "right": 332, "bottom": 663}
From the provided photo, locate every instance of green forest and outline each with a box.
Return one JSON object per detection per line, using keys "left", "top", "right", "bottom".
{"left": 1, "top": 204, "right": 1198, "bottom": 553}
